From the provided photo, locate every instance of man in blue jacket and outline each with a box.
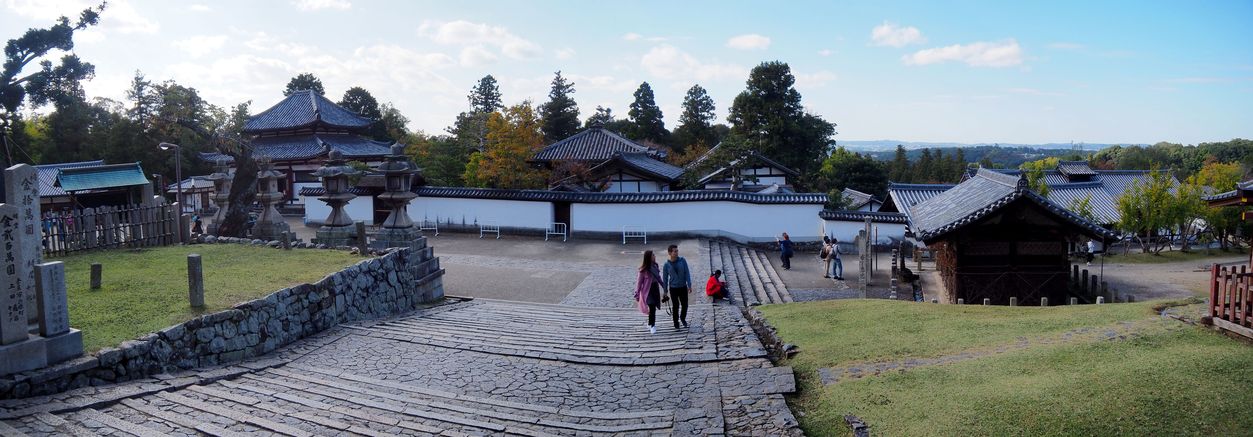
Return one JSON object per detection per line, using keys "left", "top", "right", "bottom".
{"left": 662, "top": 244, "right": 692, "bottom": 329}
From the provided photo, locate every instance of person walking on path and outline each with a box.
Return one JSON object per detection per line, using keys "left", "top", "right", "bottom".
{"left": 830, "top": 237, "right": 844, "bottom": 280}
{"left": 662, "top": 244, "right": 692, "bottom": 329}
{"left": 192, "top": 214, "right": 203, "bottom": 234}
{"left": 634, "top": 250, "right": 664, "bottom": 334}
{"left": 706, "top": 270, "right": 732, "bottom": 303}
{"left": 777, "top": 233, "right": 794, "bottom": 270}
{"left": 820, "top": 236, "right": 833, "bottom": 278}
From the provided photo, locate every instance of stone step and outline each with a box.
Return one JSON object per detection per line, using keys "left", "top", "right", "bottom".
{"left": 0, "top": 420, "right": 28, "bottom": 437}
{"left": 380, "top": 319, "right": 692, "bottom": 350}
{"left": 755, "top": 251, "right": 793, "bottom": 303}
{"left": 743, "top": 246, "right": 781, "bottom": 304}
{"left": 182, "top": 385, "right": 384, "bottom": 437}
{"left": 29, "top": 412, "right": 97, "bottom": 437}
{"left": 348, "top": 325, "right": 715, "bottom": 363}
{"left": 265, "top": 367, "right": 674, "bottom": 435}
{"left": 725, "top": 243, "right": 762, "bottom": 306}
{"left": 286, "top": 363, "right": 674, "bottom": 422}
{"left": 736, "top": 246, "right": 773, "bottom": 304}
{"left": 387, "top": 312, "right": 695, "bottom": 341}
{"left": 154, "top": 391, "right": 314, "bottom": 436}
{"left": 73, "top": 407, "right": 173, "bottom": 437}
{"left": 365, "top": 322, "right": 693, "bottom": 354}
{"left": 119, "top": 398, "right": 250, "bottom": 437}
{"left": 424, "top": 308, "right": 674, "bottom": 331}
{"left": 214, "top": 379, "right": 452, "bottom": 436}
{"left": 717, "top": 242, "right": 753, "bottom": 307}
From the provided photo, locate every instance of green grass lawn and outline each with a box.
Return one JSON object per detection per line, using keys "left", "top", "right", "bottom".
{"left": 1102, "top": 248, "right": 1248, "bottom": 264}
{"left": 53, "top": 245, "right": 361, "bottom": 352}
{"left": 760, "top": 299, "right": 1253, "bottom": 436}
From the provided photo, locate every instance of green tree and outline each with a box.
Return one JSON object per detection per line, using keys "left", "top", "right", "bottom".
{"left": 1192, "top": 161, "right": 1246, "bottom": 250}
{"left": 1, "top": 2, "right": 104, "bottom": 165}
{"left": 726, "top": 61, "right": 835, "bottom": 182}
{"left": 468, "top": 75, "right": 503, "bottom": 113}
{"left": 1069, "top": 194, "right": 1097, "bottom": 222}
{"left": 467, "top": 102, "right": 547, "bottom": 189}
{"left": 626, "top": 82, "right": 669, "bottom": 145}
{"left": 818, "top": 147, "right": 889, "bottom": 200}
{"left": 672, "top": 84, "right": 717, "bottom": 155}
{"left": 1116, "top": 167, "right": 1177, "bottom": 254}
{"left": 888, "top": 144, "right": 910, "bottom": 182}
{"left": 585, "top": 106, "right": 615, "bottom": 127}
{"left": 916, "top": 149, "right": 934, "bottom": 183}
{"left": 1020, "top": 157, "right": 1060, "bottom": 196}
{"left": 539, "top": 71, "right": 579, "bottom": 143}
{"left": 682, "top": 134, "right": 753, "bottom": 189}
{"left": 338, "top": 86, "right": 388, "bottom": 140}
{"left": 283, "top": 73, "right": 324, "bottom": 96}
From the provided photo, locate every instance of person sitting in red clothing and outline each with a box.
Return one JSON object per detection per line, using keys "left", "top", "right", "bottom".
{"left": 706, "top": 270, "right": 732, "bottom": 303}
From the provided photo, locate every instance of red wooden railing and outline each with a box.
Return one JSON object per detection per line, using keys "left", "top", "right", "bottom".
{"left": 1211, "top": 264, "right": 1252, "bottom": 328}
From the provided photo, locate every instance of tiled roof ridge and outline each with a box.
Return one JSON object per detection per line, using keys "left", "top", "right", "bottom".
{"left": 36, "top": 160, "right": 104, "bottom": 169}
{"left": 58, "top": 162, "right": 142, "bottom": 174}
{"left": 888, "top": 182, "right": 955, "bottom": 189}
{"left": 915, "top": 182, "right": 1116, "bottom": 242}
{"left": 976, "top": 167, "right": 1024, "bottom": 188}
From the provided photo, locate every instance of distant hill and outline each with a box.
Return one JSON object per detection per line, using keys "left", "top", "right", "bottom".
{"left": 839, "top": 140, "right": 1134, "bottom": 153}
{"left": 846, "top": 143, "right": 1133, "bottom": 168}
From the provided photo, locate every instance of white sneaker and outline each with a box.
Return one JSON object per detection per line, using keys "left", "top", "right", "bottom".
{"left": 649, "top": 326, "right": 656, "bottom": 334}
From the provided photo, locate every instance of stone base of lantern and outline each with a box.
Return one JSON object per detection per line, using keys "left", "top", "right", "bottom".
{"left": 0, "top": 336, "right": 48, "bottom": 377}
{"left": 251, "top": 220, "right": 290, "bottom": 241}
{"left": 372, "top": 226, "right": 424, "bottom": 252}
{"left": 44, "top": 328, "right": 82, "bottom": 365}
{"left": 314, "top": 225, "right": 358, "bottom": 247}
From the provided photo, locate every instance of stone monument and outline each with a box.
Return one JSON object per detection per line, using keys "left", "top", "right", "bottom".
{"left": 203, "top": 158, "right": 233, "bottom": 235}
{"left": 252, "top": 157, "right": 290, "bottom": 241}
{"left": 0, "top": 204, "right": 47, "bottom": 376}
{"left": 372, "top": 144, "right": 423, "bottom": 251}
{"left": 34, "top": 261, "right": 81, "bottom": 364}
{"left": 312, "top": 150, "right": 362, "bottom": 247}
{"left": 4, "top": 164, "right": 41, "bottom": 325}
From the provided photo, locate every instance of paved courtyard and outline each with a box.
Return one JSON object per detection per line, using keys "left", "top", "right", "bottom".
{"left": 0, "top": 236, "right": 804, "bottom": 435}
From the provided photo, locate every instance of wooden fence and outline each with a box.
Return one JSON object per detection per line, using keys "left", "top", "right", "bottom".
{"left": 42, "top": 203, "right": 181, "bottom": 257}
{"left": 1210, "top": 263, "right": 1252, "bottom": 331}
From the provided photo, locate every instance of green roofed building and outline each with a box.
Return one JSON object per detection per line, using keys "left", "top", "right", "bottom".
{"left": 53, "top": 162, "right": 153, "bottom": 208}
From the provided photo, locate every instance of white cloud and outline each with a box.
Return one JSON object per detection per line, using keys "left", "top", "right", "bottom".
{"left": 459, "top": 45, "right": 498, "bottom": 67}
{"left": 902, "top": 39, "right": 1024, "bottom": 68}
{"left": 418, "top": 20, "right": 542, "bottom": 60}
{"left": 292, "top": 0, "right": 350, "bottom": 11}
{"left": 871, "top": 22, "right": 925, "bottom": 47}
{"left": 726, "top": 34, "right": 771, "bottom": 50}
{"left": 818, "top": 49, "right": 833, "bottom": 56}
{"left": 189, "top": 4, "right": 211, "bottom": 12}
{"left": 4, "top": 0, "right": 158, "bottom": 43}
{"left": 795, "top": 71, "right": 837, "bottom": 88}
{"left": 622, "top": 32, "right": 643, "bottom": 41}
{"left": 555, "top": 48, "right": 576, "bottom": 60}
{"left": 640, "top": 44, "right": 744, "bottom": 82}
{"left": 171, "top": 35, "right": 228, "bottom": 58}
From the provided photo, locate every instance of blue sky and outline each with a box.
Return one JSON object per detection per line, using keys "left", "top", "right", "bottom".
{"left": 3, "top": 0, "right": 1250, "bottom": 145}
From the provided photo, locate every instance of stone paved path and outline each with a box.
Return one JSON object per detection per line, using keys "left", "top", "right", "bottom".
{"left": 708, "top": 240, "right": 794, "bottom": 306}
{"left": 0, "top": 240, "right": 803, "bottom": 436}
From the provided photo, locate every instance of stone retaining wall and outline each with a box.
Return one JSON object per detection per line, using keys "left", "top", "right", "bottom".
{"left": 0, "top": 245, "right": 444, "bottom": 399}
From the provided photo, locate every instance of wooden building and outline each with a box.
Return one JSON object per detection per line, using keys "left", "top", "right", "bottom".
{"left": 200, "top": 90, "right": 394, "bottom": 205}
{"left": 532, "top": 125, "right": 683, "bottom": 192}
{"left": 907, "top": 169, "right": 1117, "bottom": 305}
{"left": 688, "top": 143, "right": 800, "bottom": 193}
{"left": 1203, "top": 180, "right": 1252, "bottom": 337}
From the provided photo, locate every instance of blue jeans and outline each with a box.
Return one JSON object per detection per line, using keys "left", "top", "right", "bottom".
{"left": 831, "top": 258, "right": 843, "bottom": 278}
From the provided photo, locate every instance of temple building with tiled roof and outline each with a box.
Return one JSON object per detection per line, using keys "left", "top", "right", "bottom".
{"left": 200, "top": 90, "right": 395, "bottom": 204}
{"left": 532, "top": 125, "right": 680, "bottom": 193}
{"left": 687, "top": 143, "right": 801, "bottom": 194}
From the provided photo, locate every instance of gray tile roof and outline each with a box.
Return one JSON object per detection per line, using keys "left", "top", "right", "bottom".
{"left": 1204, "top": 180, "right": 1253, "bottom": 202}
{"left": 1046, "top": 182, "right": 1119, "bottom": 223}
{"left": 37, "top": 160, "right": 104, "bottom": 197}
{"left": 908, "top": 168, "right": 1117, "bottom": 243}
{"left": 692, "top": 144, "right": 800, "bottom": 186}
{"left": 199, "top": 134, "right": 393, "bottom": 163}
{"left": 969, "top": 167, "right": 1177, "bottom": 224}
{"left": 840, "top": 188, "right": 877, "bottom": 210}
{"left": 616, "top": 152, "right": 684, "bottom": 181}
{"left": 243, "top": 90, "right": 372, "bottom": 133}
{"left": 819, "top": 209, "right": 908, "bottom": 224}
{"left": 1057, "top": 160, "right": 1097, "bottom": 176}
{"left": 532, "top": 126, "right": 659, "bottom": 162}
{"left": 886, "top": 183, "right": 955, "bottom": 220}
{"left": 300, "top": 185, "right": 826, "bottom": 204}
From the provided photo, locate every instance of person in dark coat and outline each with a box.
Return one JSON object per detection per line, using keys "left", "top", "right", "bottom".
{"left": 634, "top": 250, "right": 664, "bottom": 334}
{"left": 662, "top": 244, "right": 693, "bottom": 329}
{"left": 777, "top": 232, "right": 794, "bottom": 269}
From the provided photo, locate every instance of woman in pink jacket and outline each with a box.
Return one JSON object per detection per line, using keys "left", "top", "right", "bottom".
{"left": 634, "top": 250, "right": 664, "bottom": 334}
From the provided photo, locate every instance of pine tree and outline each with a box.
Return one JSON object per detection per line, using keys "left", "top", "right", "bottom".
{"left": 727, "top": 61, "right": 835, "bottom": 179}
{"left": 468, "top": 75, "right": 502, "bottom": 113}
{"left": 283, "top": 73, "right": 324, "bottom": 96}
{"left": 539, "top": 71, "right": 580, "bottom": 143}
{"left": 917, "top": 149, "right": 934, "bottom": 183}
{"left": 888, "top": 144, "right": 909, "bottom": 182}
{"left": 626, "top": 82, "right": 668, "bottom": 145}
{"left": 586, "top": 106, "right": 615, "bottom": 127}
{"left": 338, "top": 87, "right": 389, "bottom": 141}
{"left": 673, "top": 84, "right": 717, "bottom": 154}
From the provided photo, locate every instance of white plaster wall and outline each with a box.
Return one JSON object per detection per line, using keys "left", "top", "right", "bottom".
{"left": 409, "top": 197, "right": 552, "bottom": 229}
{"left": 573, "top": 202, "right": 824, "bottom": 242}
{"left": 820, "top": 219, "right": 907, "bottom": 244}
{"left": 303, "top": 195, "right": 376, "bottom": 225}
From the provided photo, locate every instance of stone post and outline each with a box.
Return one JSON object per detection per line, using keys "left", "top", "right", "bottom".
{"left": 1091, "top": 276, "right": 1099, "bottom": 300}
{"left": 1069, "top": 297, "right": 1078, "bottom": 305}
{"left": 1096, "top": 296, "right": 1105, "bottom": 304}
{"left": 35, "top": 261, "right": 82, "bottom": 364}
{"left": 179, "top": 213, "right": 192, "bottom": 244}
{"left": 957, "top": 298, "right": 964, "bottom": 305}
{"left": 5, "top": 164, "right": 42, "bottom": 325}
{"left": 90, "top": 263, "right": 102, "bottom": 290}
{"left": 355, "top": 221, "right": 369, "bottom": 256}
{"left": 0, "top": 204, "right": 28, "bottom": 345}
{"left": 1081, "top": 269, "right": 1089, "bottom": 296}
{"left": 1040, "top": 297, "right": 1049, "bottom": 306}
{"left": 281, "top": 232, "right": 291, "bottom": 250}
{"left": 1009, "top": 297, "right": 1018, "bottom": 306}
{"left": 187, "top": 254, "right": 204, "bottom": 308}
{"left": 982, "top": 298, "right": 990, "bottom": 305}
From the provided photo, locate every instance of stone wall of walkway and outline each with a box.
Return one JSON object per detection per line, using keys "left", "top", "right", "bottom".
{"left": 0, "top": 245, "right": 444, "bottom": 400}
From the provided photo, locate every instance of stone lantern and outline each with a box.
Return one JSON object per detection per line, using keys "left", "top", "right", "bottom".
{"left": 373, "top": 144, "right": 423, "bottom": 250}
{"left": 312, "top": 150, "right": 361, "bottom": 246}
{"left": 203, "top": 158, "right": 233, "bottom": 235}
{"left": 252, "top": 157, "right": 290, "bottom": 240}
